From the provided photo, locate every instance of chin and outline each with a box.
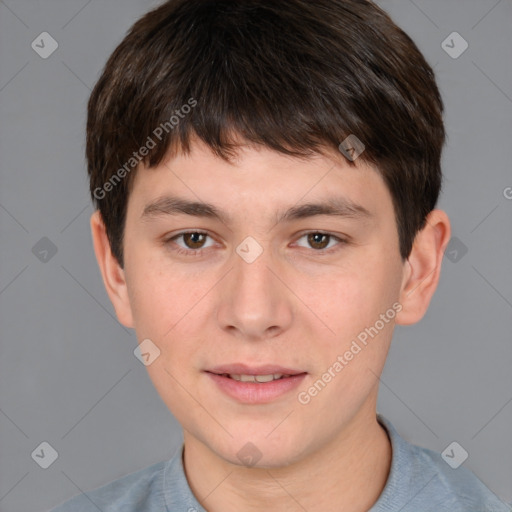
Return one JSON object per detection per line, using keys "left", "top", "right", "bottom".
{"left": 212, "top": 431, "right": 307, "bottom": 469}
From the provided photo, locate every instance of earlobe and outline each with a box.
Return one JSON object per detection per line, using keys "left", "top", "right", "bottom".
{"left": 90, "top": 210, "right": 135, "bottom": 329}
{"left": 395, "top": 209, "right": 451, "bottom": 326}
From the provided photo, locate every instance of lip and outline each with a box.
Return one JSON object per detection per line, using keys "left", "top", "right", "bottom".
{"left": 207, "top": 363, "right": 304, "bottom": 376}
{"left": 205, "top": 363, "right": 307, "bottom": 404}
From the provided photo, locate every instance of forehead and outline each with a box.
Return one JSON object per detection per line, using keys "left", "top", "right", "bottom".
{"left": 128, "top": 139, "right": 393, "bottom": 226}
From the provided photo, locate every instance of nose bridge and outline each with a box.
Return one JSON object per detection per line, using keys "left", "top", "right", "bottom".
{"left": 234, "top": 245, "right": 275, "bottom": 302}
{"left": 217, "top": 237, "right": 292, "bottom": 339}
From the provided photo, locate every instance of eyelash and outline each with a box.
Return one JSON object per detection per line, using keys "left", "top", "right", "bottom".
{"left": 164, "top": 230, "right": 348, "bottom": 257}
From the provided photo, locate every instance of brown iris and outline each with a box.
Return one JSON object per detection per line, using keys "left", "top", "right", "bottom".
{"left": 307, "top": 233, "right": 330, "bottom": 250}
{"left": 182, "top": 232, "right": 207, "bottom": 249}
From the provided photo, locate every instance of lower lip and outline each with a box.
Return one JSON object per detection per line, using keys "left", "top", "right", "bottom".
{"left": 206, "top": 372, "right": 307, "bottom": 404}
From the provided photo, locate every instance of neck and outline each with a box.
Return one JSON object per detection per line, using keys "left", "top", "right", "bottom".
{"left": 182, "top": 403, "right": 392, "bottom": 512}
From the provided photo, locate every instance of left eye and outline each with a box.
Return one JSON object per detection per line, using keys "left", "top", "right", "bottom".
{"left": 295, "top": 232, "right": 344, "bottom": 251}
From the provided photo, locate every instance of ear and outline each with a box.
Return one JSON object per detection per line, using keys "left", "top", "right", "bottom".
{"left": 90, "top": 210, "right": 135, "bottom": 329}
{"left": 395, "top": 209, "right": 451, "bottom": 325}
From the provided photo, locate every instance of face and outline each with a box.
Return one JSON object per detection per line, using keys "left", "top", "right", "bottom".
{"left": 116, "top": 138, "right": 409, "bottom": 467}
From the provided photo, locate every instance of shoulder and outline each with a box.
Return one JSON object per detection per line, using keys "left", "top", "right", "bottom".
{"left": 407, "top": 442, "right": 511, "bottom": 511}
{"left": 49, "top": 459, "right": 167, "bottom": 512}
{"left": 375, "top": 414, "right": 512, "bottom": 512}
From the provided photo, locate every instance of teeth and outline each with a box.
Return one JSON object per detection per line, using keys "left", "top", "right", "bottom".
{"left": 255, "top": 374, "right": 277, "bottom": 383}
{"left": 228, "top": 373, "right": 287, "bottom": 382}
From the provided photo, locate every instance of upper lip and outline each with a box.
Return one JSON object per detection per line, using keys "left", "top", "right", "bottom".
{"left": 206, "top": 364, "right": 306, "bottom": 376}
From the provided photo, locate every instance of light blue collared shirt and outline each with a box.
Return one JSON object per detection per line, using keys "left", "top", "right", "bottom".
{"left": 49, "top": 414, "right": 512, "bottom": 512}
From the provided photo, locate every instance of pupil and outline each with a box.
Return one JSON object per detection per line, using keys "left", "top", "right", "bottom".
{"left": 186, "top": 233, "right": 204, "bottom": 248}
{"left": 309, "top": 233, "right": 328, "bottom": 249}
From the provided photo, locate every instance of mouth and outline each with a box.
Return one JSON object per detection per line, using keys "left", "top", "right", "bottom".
{"left": 206, "top": 363, "right": 305, "bottom": 380}
{"left": 212, "top": 373, "right": 296, "bottom": 383}
{"left": 205, "top": 364, "right": 307, "bottom": 403}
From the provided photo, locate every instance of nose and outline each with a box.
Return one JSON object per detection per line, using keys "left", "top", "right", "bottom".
{"left": 216, "top": 242, "right": 294, "bottom": 341}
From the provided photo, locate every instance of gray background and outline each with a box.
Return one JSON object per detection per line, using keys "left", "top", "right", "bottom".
{"left": 0, "top": 0, "right": 511, "bottom": 510}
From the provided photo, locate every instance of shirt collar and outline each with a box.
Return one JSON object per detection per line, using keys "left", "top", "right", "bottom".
{"left": 162, "top": 413, "right": 413, "bottom": 512}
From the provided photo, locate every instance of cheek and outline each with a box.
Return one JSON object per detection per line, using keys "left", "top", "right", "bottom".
{"left": 127, "top": 268, "right": 170, "bottom": 335}
{"left": 127, "top": 249, "right": 195, "bottom": 335}
{"left": 299, "top": 264, "right": 393, "bottom": 339}
{"left": 296, "top": 268, "right": 398, "bottom": 415}
{"left": 297, "top": 253, "right": 402, "bottom": 374}
{"left": 127, "top": 262, "right": 206, "bottom": 417}
{"left": 126, "top": 256, "right": 215, "bottom": 373}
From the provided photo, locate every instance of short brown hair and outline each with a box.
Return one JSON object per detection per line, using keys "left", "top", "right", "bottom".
{"left": 86, "top": 0, "right": 445, "bottom": 267}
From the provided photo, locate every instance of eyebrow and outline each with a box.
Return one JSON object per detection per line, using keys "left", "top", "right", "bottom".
{"left": 141, "top": 194, "right": 372, "bottom": 225}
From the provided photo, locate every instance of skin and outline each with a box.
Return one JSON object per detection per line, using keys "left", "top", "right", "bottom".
{"left": 91, "top": 136, "right": 451, "bottom": 512}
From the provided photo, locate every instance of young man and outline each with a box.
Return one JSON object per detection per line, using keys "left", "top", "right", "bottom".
{"left": 51, "top": 0, "right": 511, "bottom": 511}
